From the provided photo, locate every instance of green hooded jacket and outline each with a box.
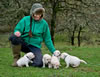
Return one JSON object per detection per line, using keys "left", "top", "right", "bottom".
{"left": 14, "top": 16, "right": 55, "bottom": 53}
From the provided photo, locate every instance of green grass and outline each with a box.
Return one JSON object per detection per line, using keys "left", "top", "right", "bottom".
{"left": 0, "top": 42, "right": 100, "bottom": 77}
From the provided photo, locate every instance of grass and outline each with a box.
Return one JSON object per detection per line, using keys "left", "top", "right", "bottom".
{"left": 0, "top": 42, "right": 100, "bottom": 77}
{"left": 0, "top": 33, "right": 100, "bottom": 77}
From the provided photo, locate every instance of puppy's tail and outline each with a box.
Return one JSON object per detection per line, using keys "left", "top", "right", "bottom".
{"left": 80, "top": 59, "right": 87, "bottom": 64}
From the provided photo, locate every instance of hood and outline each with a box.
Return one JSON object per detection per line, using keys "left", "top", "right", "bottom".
{"left": 30, "top": 3, "right": 45, "bottom": 16}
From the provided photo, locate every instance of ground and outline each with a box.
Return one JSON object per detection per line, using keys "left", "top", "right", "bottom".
{"left": 0, "top": 42, "right": 100, "bottom": 77}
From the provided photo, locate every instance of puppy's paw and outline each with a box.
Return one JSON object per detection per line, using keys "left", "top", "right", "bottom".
{"left": 65, "top": 66, "right": 69, "bottom": 68}
{"left": 30, "top": 61, "right": 33, "bottom": 63}
{"left": 54, "top": 67, "right": 58, "bottom": 69}
{"left": 42, "top": 65, "right": 45, "bottom": 68}
{"left": 26, "top": 64, "right": 29, "bottom": 67}
{"left": 48, "top": 65, "right": 52, "bottom": 68}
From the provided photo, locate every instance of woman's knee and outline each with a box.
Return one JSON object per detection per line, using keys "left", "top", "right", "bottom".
{"left": 32, "top": 61, "right": 43, "bottom": 67}
{"left": 9, "top": 34, "right": 23, "bottom": 45}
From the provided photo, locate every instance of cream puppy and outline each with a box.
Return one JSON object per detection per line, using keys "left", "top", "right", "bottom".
{"left": 53, "top": 50, "right": 61, "bottom": 60}
{"left": 42, "top": 54, "right": 52, "bottom": 68}
{"left": 17, "top": 52, "right": 35, "bottom": 67}
{"left": 61, "top": 52, "right": 87, "bottom": 68}
{"left": 50, "top": 55, "right": 60, "bottom": 69}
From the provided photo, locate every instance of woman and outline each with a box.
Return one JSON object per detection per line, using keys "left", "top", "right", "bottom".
{"left": 9, "top": 3, "right": 56, "bottom": 67}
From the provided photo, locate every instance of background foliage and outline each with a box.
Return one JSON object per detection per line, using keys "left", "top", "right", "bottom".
{"left": 0, "top": 0, "right": 100, "bottom": 46}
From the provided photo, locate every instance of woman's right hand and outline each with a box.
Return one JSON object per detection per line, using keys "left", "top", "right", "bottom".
{"left": 14, "top": 31, "right": 21, "bottom": 37}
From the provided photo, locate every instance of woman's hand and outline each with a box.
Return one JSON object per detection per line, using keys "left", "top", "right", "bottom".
{"left": 14, "top": 31, "right": 21, "bottom": 37}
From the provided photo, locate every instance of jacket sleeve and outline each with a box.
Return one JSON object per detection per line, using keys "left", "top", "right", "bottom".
{"left": 43, "top": 23, "right": 56, "bottom": 53}
{"left": 14, "top": 17, "right": 25, "bottom": 34}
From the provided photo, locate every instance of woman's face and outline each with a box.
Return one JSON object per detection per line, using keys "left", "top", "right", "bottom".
{"left": 33, "top": 14, "right": 41, "bottom": 20}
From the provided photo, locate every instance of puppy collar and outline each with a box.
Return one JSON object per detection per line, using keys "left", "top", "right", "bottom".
{"left": 54, "top": 53, "right": 61, "bottom": 57}
{"left": 26, "top": 56, "right": 33, "bottom": 61}
{"left": 64, "top": 55, "right": 68, "bottom": 60}
{"left": 58, "top": 53, "right": 61, "bottom": 56}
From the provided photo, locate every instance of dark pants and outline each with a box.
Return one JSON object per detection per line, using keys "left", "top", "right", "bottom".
{"left": 9, "top": 35, "right": 43, "bottom": 67}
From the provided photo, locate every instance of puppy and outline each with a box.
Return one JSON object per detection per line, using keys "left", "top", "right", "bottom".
{"left": 42, "top": 54, "right": 52, "bottom": 68}
{"left": 50, "top": 55, "right": 60, "bottom": 69}
{"left": 61, "top": 52, "right": 87, "bottom": 68}
{"left": 53, "top": 50, "right": 61, "bottom": 60}
{"left": 17, "top": 52, "right": 35, "bottom": 67}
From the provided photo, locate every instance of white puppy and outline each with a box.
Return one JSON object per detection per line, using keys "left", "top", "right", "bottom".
{"left": 61, "top": 52, "right": 87, "bottom": 68}
{"left": 53, "top": 50, "right": 61, "bottom": 60}
{"left": 50, "top": 55, "right": 60, "bottom": 69}
{"left": 17, "top": 52, "right": 35, "bottom": 67}
{"left": 42, "top": 54, "right": 52, "bottom": 68}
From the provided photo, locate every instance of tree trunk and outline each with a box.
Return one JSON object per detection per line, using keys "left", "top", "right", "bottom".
{"left": 71, "top": 31, "right": 75, "bottom": 45}
{"left": 50, "top": 0, "right": 57, "bottom": 45}
{"left": 51, "top": 18, "right": 55, "bottom": 44}
{"left": 78, "top": 27, "right": 82, "bottom": 47}
{"left": 71, "top": 25, "right": 77, "bottom": 46}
